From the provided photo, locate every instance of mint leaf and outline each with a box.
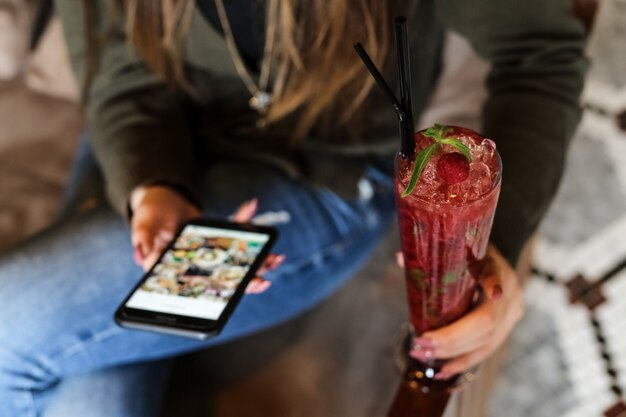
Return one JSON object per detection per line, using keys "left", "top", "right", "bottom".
{"left": 442, "top": 271, "right": 458, "bottom": 285}
{"left": 466, "top": 226, "right": 481, "bottom": 240}
{"left": 410, "top": 267, "right": 427, "bottom": 279}
{"left": 440, "top": 138, "right": 472, "bottom": 161}
{"left": 401, "top": 143, "right": 439, "bottom": 198}
{"left": 423, "top": 124, "right": 451, "bottom": 142}
{"left": 409, "top": 268, "right": 429, "bottom": 289}
{"left": 425, "top": 301, "right": 436, "bottom": 318}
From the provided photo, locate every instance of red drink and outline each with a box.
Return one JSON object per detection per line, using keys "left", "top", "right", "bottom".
{"left": 395, "top": 126, "right": 501, "bottom": 335}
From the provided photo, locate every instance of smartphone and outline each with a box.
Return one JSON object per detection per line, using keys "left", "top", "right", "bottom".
{"left": 115, "top": 219, "right": 278, "bottom": 340}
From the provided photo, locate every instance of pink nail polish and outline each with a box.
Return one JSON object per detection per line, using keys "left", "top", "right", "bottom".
{"left": 272, "top": 254, "right": 286, "bottom": 268}
{"left": 414, "top": 337, "right": 435, "bottom": 349}
{"left": 247, "top": 198, "right": 258, "bottom": 211}
{"left": 412, "top": 350, "right": 429, "bottom": 362}
{"left": 396, "top": 252, "right": 405, "bottom": 267}
{"left": 434, "top": 372, "right": 452, "bottom": 380}
{"left": 492, "top": 284, "right": 503, "bottom": 300}
{"left": 411, "top": 348, "right": 435, "bottom": 363}
{"left": 133, "top": 246, "right": 144, "bottom": 264}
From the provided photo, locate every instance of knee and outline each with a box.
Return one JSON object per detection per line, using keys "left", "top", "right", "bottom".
{"left": 0, "top": 341, "right": 59, "bottom": 417}
{"left": 0, "top": 279, "right": 60, "bottom": 391}
{"left": 0, "top": 343, "right": 59, "bottom": 395}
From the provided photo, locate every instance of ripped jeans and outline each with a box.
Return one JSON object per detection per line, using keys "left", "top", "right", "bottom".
{"left": 0, "top": 140, "right": 396, "bottom": 417}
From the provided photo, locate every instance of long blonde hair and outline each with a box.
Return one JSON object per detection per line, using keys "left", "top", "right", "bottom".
{"left": 85, "top": 0, "right": 400, "bottom": 140}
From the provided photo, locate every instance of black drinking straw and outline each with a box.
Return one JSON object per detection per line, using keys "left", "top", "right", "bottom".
{"left": 354, "top": 43, "right": 406, "bottom": 125}
{"left": 395, "top": 17, "right": 415, "bottom": 158}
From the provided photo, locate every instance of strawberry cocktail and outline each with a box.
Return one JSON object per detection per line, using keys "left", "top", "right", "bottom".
{"left": 395, "top": 125, "right": 501, "bottom": 335}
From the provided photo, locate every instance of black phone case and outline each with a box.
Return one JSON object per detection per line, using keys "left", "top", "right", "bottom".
{"left": 114, "top": 218, "right": 279, "bottom": 339}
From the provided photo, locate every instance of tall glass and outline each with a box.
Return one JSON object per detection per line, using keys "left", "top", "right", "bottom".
{"left": 393, "top": 126, "right": 502, "bottom": 387}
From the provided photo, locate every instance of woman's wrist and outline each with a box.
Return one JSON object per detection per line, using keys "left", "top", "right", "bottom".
{"left": 129, "top": 183, "right": 201, "bottom": 216}
{"left": 130, "top": 185, "right": 172, "bottom": 214}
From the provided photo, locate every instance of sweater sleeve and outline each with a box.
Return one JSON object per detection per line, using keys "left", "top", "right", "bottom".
{"left": 437, "top": 0, "right": 588, "bottom": 264}
{"left": 55, "top": 0, "right": 201, "bottom": 218}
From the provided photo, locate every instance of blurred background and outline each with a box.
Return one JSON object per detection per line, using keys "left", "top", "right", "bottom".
{"left": 1, "top": 0, "right": 625, "bottom": 416}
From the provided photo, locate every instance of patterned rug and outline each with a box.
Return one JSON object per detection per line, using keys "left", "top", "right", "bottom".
{"left": 489, "top": 102, "right": 626, "bottom": 417}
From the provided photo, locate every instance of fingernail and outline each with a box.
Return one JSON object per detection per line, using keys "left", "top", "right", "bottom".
{"left": 246, "top": 277, "right": 271, "bottom": 294}
{"left": 409, "top": 349, "right": 426, "bottom": 362}
{"left": 233, "top": 198, "right": 256, "bottom": 220}
{"left": 246, "top": 280, "right": 262, "bottom": 294}
{"left": 491, "top": 284, "right": 503, "bottom": 301}
{"left": 410, "top": 348, "right": 435, "bottom": 362}
{"left": 396, "top": 252, "right": 405, "bottom": 268}
{"left": 133, "top": 245, "right": 144, "bottom": 264}
{"left": 434, "top": 372, "right": 452, "bottom": 380}
{"left": 414, "top": 337, "right": 435, "bottom": 349}
{"left": 272, "top": 254, "right": 286, "bottom": 267}
{"left": 246, "top": 198, "right": 258, "bottom": 212}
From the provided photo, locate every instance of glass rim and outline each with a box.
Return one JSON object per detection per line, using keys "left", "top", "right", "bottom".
{"left": 395, "top": 149, "right": 502, "bottom": 208}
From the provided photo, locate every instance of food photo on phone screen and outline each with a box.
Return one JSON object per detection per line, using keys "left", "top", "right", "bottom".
{"left": 125, "top": 225, "right": 270, "bottom": 320}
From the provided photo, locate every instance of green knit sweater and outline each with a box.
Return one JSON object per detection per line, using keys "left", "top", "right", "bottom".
{"left": 55, "top": 0, "right": 588, "bottom": 264}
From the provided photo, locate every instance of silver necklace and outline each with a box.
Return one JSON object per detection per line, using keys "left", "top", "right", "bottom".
{"left": 214, "top": 0, "right": 278, "bottom": 114}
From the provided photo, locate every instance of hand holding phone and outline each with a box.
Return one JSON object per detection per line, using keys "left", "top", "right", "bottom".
{"left": 116, "top": 219, "right": 278, "bottom": 339}
{"left": 130, "top": 185, "right": 203, "bottom": 271}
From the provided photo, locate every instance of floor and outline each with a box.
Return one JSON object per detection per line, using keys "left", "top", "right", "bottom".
{"left": 489, "top": 113, "right": 626, "bottom": 417}
{"left": 0, "top": 15, "right": 81, "bottom": 250}
{"left": 2, "top": 2, "right": 626, "bottom": 416}
{"left": 0, "top": 77, "right": 81, "bottom": 250}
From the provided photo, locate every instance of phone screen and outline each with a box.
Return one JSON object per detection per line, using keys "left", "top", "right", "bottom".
{"left": 124, "top": 224, "right": 271, "bottom": 320}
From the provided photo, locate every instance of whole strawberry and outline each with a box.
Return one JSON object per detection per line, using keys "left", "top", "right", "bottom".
{"left": 401, "top": 124, "right": 473, "bottom": 197}
{"left": 437, "top": 152, "right": 470, "bottom": 184}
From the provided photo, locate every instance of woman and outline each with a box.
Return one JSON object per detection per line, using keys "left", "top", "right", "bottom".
{"left": 0, "top": 0, "right": 586, "bottom": 416}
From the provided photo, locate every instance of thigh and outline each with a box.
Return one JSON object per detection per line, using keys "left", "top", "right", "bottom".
{"left": 196, "top": 161, "right": 397, "bottom": 337}
{"left": 0, "top": 161, "right": 395, "bottom": 378}
{"left": 43, "top": 360, "right": 174, "bottom": 417}
{"left": 0, "top": 206, "right": 145, "bottom": 379}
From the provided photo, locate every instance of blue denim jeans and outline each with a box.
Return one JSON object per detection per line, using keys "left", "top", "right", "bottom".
{"left": 0, "top": 140, "right": 396, "bottom": 417}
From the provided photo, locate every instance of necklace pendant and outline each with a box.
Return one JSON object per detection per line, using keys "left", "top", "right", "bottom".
{"left": 249, "top": 91, "right": 272, "bottom": 112}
